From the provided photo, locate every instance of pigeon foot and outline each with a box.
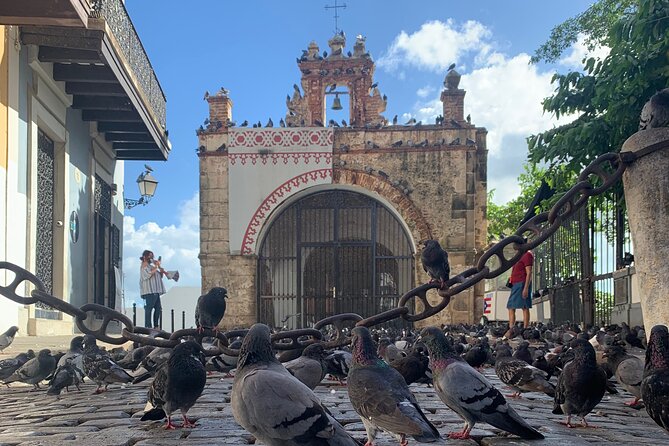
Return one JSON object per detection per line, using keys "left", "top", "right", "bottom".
{"left": 182, "top": 415, "right": 197, "bottom": 428}
{"left": 447, "top": 431, "right": 471, "bottom": 439}
{"left": 624, "top": 398, "right": 641, "bottom": 407}
{"left": 506, "top": 392, "right": 522, "bottom": 398}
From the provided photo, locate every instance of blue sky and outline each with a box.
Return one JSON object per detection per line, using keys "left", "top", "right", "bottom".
{"left": 121, "top": 0, "right": 602, "bottom": 302}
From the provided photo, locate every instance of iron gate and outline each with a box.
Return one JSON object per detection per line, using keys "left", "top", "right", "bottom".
{"left": 258, "top": 190, "right": 415, "bottom": 329}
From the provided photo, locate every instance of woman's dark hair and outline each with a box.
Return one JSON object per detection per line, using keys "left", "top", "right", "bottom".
{"left": 140, "top": 250, "right": 152, "bottom": 261}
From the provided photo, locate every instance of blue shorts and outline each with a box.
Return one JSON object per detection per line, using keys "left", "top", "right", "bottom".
{"left": 507, "top": 282, "right": 532, "bottom": 309}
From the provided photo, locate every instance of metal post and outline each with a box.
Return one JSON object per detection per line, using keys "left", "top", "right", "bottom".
{"left": 132, "top": 302, "right": 136, "bottom": 327}
{"left": 171, "top": 309, "right": 175, "bottom": 332}
{"left": 159, "top": 309, "right": 162, "bottom": 330}
{"left": 182, "top": 310, "right": 186, "bottom": 329}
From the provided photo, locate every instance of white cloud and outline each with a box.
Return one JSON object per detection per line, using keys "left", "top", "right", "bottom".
{"left": 559, "top": 33, "right": 610, "bottom": 69}
{"left": 416, "top": 85, "right": 434, "bottom": 98}
{"left": 378, "top": 19, "right": 493, "bottom": 72}
{"left": 122, "top": 192, "right": 200, "bottom": 306}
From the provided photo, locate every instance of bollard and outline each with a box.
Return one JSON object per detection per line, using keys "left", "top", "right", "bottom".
{"left": 182, "top": 310, "right": 186, "bottom": 329}
{"left": 171, "top": 309, "right": 175, "bottom": 332}
{"left": 622, "top": 127, "right": 669, "bottom": 336}
{"left": 132, "top": 302, "right": 136, "bottom": 327}
{"left": 159, "top": 309, "right": 163, "bottom": 330}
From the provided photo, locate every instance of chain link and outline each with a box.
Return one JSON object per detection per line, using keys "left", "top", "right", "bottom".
{"left": 0, "top": 152, "right": 633, "bottom": 355}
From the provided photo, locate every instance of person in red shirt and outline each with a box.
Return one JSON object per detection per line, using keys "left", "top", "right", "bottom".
{"left": 507, "top": 241, "right": 533, "bottom": 331}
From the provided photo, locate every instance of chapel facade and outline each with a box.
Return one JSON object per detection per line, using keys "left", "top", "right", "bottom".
{"left": 197, "top": 33, "right": 488, "bottom": 329}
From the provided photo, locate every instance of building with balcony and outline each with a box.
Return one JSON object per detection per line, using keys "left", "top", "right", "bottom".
{"left": 0, "top": 0, "right": 170, "bottom": 334}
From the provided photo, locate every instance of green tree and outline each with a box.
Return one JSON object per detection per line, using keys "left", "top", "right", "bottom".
{"left": 528, "top": 0, "right": 669, "bottom": 180}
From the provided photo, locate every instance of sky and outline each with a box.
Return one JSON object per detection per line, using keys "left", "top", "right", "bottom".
{"left": 120, "top": 0, "right": 603, "bottom": 303}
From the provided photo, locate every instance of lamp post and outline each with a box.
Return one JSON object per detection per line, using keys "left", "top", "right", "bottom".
{"left": 124, "top": 168, "right": 158, "bottom": 209}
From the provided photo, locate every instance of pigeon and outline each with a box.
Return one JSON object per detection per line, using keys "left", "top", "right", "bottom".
{"left": 420, "top": 240, "right": 450, "bottom": 288}
{"left": 206, "top": 339, "right": 242, "bottom": 377}
{"left": 604, "top": 344, "right": 643, "bottom": 406}
{"left": 240, "top": 120, "right": 248, "bottom": 127}
{"left": 0, "top": 326, "right": 18, "bottom": 351}
{"left": 377, "top": 338, "right": 405, "bottom": 364}
{"left": 117, "top": 345, "right": 155, "bottom": 370}
{"left": 323, "top": 350, "right": 352, "bottom": 384}
{"left": 82, "top": 335, "right": 133, "bottom": 393}
{"left": 642, "top": 325, "right": 669, "bottom": 432}
{"left": 132, "top": 347, "right": 172, "bottom": 384}
{"left": 55, "top": 336, "right": 85, "bottom": 382}
{"left": 266, "top": 118, "right": 274, "bottom": 128}
{"left": 4, "top": 349, "right": 56, "bottom": 389}
{"left": 141, "top": 341, "right": 207, "bottom": 429}
{"left": 47, "top": 358, "right": 83, "bottom": 395}
{"left": 463, "top": 343, "right": 487, "bottom": 369}
{"left": 448, "top": 63, "right": 456, "bottom": 71}
{"left": 285, "top": 343, "right": 327, "bottom": 390}
{"left": 552, "top": 339, "right": 606, "bottom": 427}
{"left": 347, "top": 326, "right": 440, "bottom": 445}
{"left": 392, "top": 115, "right": 398, "bottom": 125}
{"left": 494, "top": 349, "right": 555, "bottom": 398}
{"left": 232, "top": 323, "right": 361, "bottom": 445}
{"left": 419, "top": 326, "right": 544, "bottom": 440}
{"left": 513, "top": 341, "right": 534, "bottom": 364}
{"left": 279, "top": 118, "right": 286, "bottom": 127}
{"left": 195, "top": 287, "right": 228, "bottom": 333}
{"left": 391, "top": 349, "right": 432, "bottom": 386}
{"left": 0, "top": 350, "right": 35, "bottom": 383}
{"left": 639, "top": 88, "right": 669, "bottom": 130}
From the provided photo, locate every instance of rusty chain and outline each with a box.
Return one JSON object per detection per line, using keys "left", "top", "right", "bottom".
{"left": 0, "top": 151, "right": 633, "bottom": 357}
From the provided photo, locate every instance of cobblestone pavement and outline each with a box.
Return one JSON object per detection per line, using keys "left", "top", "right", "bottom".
{"left": 0, "top": 365, "right": 665, "bottom": 446}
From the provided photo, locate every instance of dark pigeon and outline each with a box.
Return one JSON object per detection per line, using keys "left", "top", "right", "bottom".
{"left": 141, "top": 341, "right": 206, "bottom": 429}
{"left": 285, "top": 343, "right": 327, "bottom": 390}
{"left": 206, "top": 339, "right": 242, "bottom": 377}
{"left": 348, "top": 326, "right": 440, "bottom": 445}
{"left": 82, "top": 335, "right": 132, "bottom": 393}
{"left": 132, "top": 347, "right": 171, "bottom": 384}
{"left": 513, "top": 341, "right": 534, "bottom": 364}
{"left": 391, "top": 349, "right": 432, "bottom": 386}
{"left": 195, "top": 287, "right": 228, "bottom": 333}
{"left": 494, "top": 349, "right": 555, "bottom": 397}
{"left": 5, "top": 349, "right": 56, "bottom": 389}
{"left": 419, "top": 326, "right": 543, "bottom": 440}
{"left": 0, "top": 326, "right": 18, "bottom": 351}
{"left": 232, "top": 323, "right": 361, "bottom": 445}
{"left": 464, "top": 343, "right": 487, "bottom": 369}
{"left": 0, "top": 350, "right": 34, "bottom": 382}
{"left": 117, "top": 345, "right": 155, "bottom": 370}
{"left": 323, "top": 350, "right": 352, "bottom": 384}
{"left": 642, "top": 325, "right": 669, "bottom": 432}
{"left": 604, "top": 344, "right": 643, "bottom": 406}
{"left": 47, "top": 358, "right": 83, "bottom": 395}
{"left": 420, "top": 240, "right": 450, "bottom": 288}
{"left": 552, "top": 339, "right": 607, "bottom": 427}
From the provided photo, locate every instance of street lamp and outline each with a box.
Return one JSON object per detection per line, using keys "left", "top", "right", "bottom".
{"left": 124, "top": 167, "right": 158, "bottom": 209}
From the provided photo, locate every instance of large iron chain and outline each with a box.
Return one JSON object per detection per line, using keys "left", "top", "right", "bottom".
{"left": 0, "top": 152, "right": 633, "bottom": 356}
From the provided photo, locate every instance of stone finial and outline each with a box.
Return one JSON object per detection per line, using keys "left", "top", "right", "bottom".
{"left": 445, "top": 69, "right": 461, "bottom": 90}
{"left": 639, "top": 88, "right": 669, "bottom": 130}
{"left": 307, "top": 41, "right": 320, "bottom": 60}
{"left": 328, "top": 31, "right": 346, "bottom": 58}
{"left": 353, "top": 34, "right": 368, "bottom": 58}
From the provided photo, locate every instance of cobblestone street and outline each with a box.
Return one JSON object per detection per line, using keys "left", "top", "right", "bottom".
{"left": 0, "top": 365, "right": 665, "bottom": 446}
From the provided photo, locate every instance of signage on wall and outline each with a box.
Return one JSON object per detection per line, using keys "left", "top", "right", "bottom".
{"left": 69, "top": 211, "right": 79, "bottom": 243}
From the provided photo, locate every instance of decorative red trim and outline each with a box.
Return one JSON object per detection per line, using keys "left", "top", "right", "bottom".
{"left": 240, "top": 169, "right": 332, "bottom": 254}
{"left": 229, "top": 152, "right": 332, "bottom": 166}
{"left": 229, "top": 128, "right": 334, "bottom": 149}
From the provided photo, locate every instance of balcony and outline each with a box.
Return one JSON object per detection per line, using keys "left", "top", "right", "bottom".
{"left": 0, "top": 0, "right": 170, "bottom": 160}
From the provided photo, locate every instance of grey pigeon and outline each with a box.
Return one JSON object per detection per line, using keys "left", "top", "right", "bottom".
{"left": 348, "top": 326, "right": 440, "bottom": 445}
{"left": 285, "top": 343, "right": 327, "bottom": 390}
{"left": 377, "top": 338, "right": 405, "bottom": 364}
{"left": 420, "top": 240, "right": 450, "bottom": 288}
{"left": 141, "top": 341, "right": 206, "bottom": 429}
{"left": 82, "top": 335, "right": 132, "bottom": 393}
{"left": 495, "top": 349, "right": 555, "bottom": 397}
{"left": 513, "top": 341, "right": 534, "bottom": 364}
{"left": 132, "top": 347, "right": 172, "bottom": 384}
{"left": 552, "top": 339, "right": 606, "bottom": 427}
{"left": 604, "top": 344, "right": 643, "bottom": 406}
{"left": 57, "top": 336, "right": 85, "bottom": 381}
{"left": 419, "top": 326, "right": 543, "bottom": 440}
{"left": 47, "top": 358, "right": 83, "bottom": 395}
{"left": 323, "top": 350, "right": 352, "bottom": 384}
{"left": 5, "top": 349, "right": 56, "bottom": 389}
{"left": 206, "top": 339, "right": 242, "bottom": 377}
{"left": 117, "top": 345, "right": 155, "bottom": 370}
{"left": 232, "top": 323, "right": 361, "bottom": 445}
{"left": 642, "top": 325, "right": 669, "bottom": 433}
{"left": 0, "top": 350, "right": 34, "bottom": 382}
{"left": 639, "top": 88, "right": 669, "bottom": 130}
{"left": 0, "top": 326, "right": 18, "bottom": 351}
{"left": 195, "top": 287, "right": 228, "bottom": 333}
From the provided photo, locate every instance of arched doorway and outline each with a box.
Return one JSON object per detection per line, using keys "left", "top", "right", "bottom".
{"left": 257, "top": 189, "right": 415, "bottom": 329}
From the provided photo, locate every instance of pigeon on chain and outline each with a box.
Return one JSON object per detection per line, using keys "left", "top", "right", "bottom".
{"left": 0, "top": 326, "right": 18, "bottom": 352}
{"left": 0, "top": 350, "right": 34, "bottom": 383}
{"left": 82, "top": 334, "right": 132, "bottom": 393}
{"left": 552, "top": 338, "right": 607, "bottom": 428}
{"left": 141, "top": 340, "right": 207, "bottom": 429}
{"left": 603, "top": 344, "right": 644, "bottom": 407}
{"left": 419, "top": 326, "right": 544, "bottom": 440}
{"left": 195, "top": 287, "right": 228, "bottom": 334}
{"left": 47, "top": 358, "right": 83, "bottom": 395}
{"left": 4, "top": 349, "right": 56, "bottom": 390}
{"left": 232, "top": 323, "right": 362, "bottom": 445}
{"left": 420, "top": 240, "right": 450, "bottom": 289}
{"left": 494, "top": 348, "right": 555, "bottom": 398}
{"left": 347, "top": 326, "right": 440, "bottom": 445}
{"left": 284, "top": 343, "right": 328, "bottom": 390}
{"left": 642, "top": 325, "right": 669, "bottom": 433}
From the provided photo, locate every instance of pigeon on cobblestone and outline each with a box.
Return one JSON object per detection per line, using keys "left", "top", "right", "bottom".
{"left": 4, "top": 349, "right": 56, "bottom": 389}
{"left": 642, "top": 325, "right": 669, "bottom": 433}
{"left": 141, "top": 341, "right": 206, "bottom": 429}
{"left": 232, "top": 323, "right": 361, "bottom": 445}
{"left": 57, "top": 336, "right": 85, "bottom": 381}
{"left": 494, "top": 348, "right": 555, "bottom": 397}
{"left": 513, "top": 341, "right": 534, "bottom": 364}
{"left": 0, "top": 350, "right": 34, "bottom": 382}
{"left": 195, "top": 287, "right": 227, "bottom": 333}
{"left": 552, "top": 338, "right": 606, "bottom": 427}
{"left": 420, "top": 240, "right": 450, "bottom": 288}
{"left": 206, "top": 339, "right": 242, "bottom": 377}
{"left": 348, "top": 326, "right": 440, "bottom": 445}
{"left": 377, "top": 338, "right": 405, "bottom": 364}
{"left": 391, "top": 348, "right": 432, "bottom": 386}
{"left": 323, "top": 350, "right": 352, "bottom": 384}
{"left": 132, "top": 347, "right": 171, "bottom": 384}
{"left": 419, "top": 326, "right": 544, "bottom": 440}
{"left": 47, "top": 358, "right": 83, "bottom": 395}
{"left": 0, "top": 326, "right": 19, "bottom": 351}
{"left": 603, "top": 344, "right": 644, "bottom": 406}
{"left": 285, "top": 343, "right": 327, "bottom": 390}
{"left": 117, "top": 345, "right": 155, "bottom": 370}
{"left": 82, "top": 335, "right": 132, "bottom": 393}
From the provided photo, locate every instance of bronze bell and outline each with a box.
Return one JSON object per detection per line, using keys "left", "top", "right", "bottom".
{"left": 332, "top": 93, "right": 343, "bottom": 110}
